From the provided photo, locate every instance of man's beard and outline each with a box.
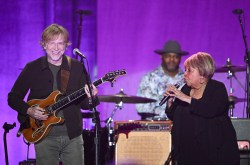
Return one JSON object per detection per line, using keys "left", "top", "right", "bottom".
{"left": 162, "top": 63, "right": 179, "bottom": 72}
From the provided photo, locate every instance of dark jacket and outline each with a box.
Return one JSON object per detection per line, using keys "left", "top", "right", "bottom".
{"left": 8, "top": 55, "right": 98, "bottom": 139}
{"left": 166, "top": 79, "right": 240, "bottom": 165}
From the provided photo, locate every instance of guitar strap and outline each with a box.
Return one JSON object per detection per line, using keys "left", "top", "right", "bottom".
{"left": 61, "top": 56, "right": 71, "bottom": 93}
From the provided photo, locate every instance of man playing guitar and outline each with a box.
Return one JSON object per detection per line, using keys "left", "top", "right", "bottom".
{"left": 8, "top": 24, "right": 98, "bottom": 165}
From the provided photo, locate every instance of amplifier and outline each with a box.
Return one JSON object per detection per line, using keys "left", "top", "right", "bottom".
{"left": 114, "top": 120, "right": 172, "bottom": 132}
{"left": 231, "top": 119, "right": 250, "bottom": 141}
{"left": 115, "top": 120, "right": 172, "bottom": 165}
{"left": 231, "top": 119, "right": 250, "bottom": 165}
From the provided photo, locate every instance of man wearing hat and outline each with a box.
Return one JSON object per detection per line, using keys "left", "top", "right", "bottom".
{"left": 136, "top": 40, "right": 188, "bottom": 120}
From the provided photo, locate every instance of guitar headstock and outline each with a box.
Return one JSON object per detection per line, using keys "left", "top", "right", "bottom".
{"left": 103, "top": 69, "right": 127, "bottom": 84}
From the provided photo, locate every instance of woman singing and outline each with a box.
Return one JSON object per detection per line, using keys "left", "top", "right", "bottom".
{"left": 165, "top": 52, "right": 240, "bottom": 165}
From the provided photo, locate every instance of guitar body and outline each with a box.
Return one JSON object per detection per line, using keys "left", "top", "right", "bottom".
{"left": 22, "top": 90, "right": 64, "bottom": 143}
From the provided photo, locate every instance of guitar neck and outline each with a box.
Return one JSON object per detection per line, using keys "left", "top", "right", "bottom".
{"left": 46, "top": 69, "right": 126, "bottom": 113}
{"left": 48, "top": 78, "right": 104, "bottom": 112}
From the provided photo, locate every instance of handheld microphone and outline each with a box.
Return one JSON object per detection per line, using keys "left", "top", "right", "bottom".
{"left": 73, "top": 48, "right": 86, "bottom": 59}
{"left": 232, "top": 9, "right": 243, "bottom": 15}
{"left": 159, "top": 81, "right": 185, "bottom": 106}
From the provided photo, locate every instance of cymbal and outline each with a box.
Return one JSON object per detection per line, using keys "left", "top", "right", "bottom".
{"left": 215, "top": 65, "right": 245, "bottom": 73}
{"left": 228, "top": 95, "right": 246, "bottom": 104}
{"left": 98, "top": 90, "right": 156, "bottom": 104}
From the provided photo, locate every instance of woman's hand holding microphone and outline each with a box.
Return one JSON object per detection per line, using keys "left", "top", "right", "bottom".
{"left": 165, "top": 84, "right": 192, "bottom": 106}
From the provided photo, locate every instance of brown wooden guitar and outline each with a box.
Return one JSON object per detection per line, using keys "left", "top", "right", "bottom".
{"left": 19, "top": 70, "right": 126, "bottom": 143}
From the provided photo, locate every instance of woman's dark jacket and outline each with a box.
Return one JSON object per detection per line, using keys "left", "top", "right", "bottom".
{"left": 166, "top": 79, "right": 240, "bottom": 165}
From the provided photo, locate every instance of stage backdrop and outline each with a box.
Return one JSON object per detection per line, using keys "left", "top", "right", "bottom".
{"left": 0, "top": 0, "right": 250, "bottom": 164}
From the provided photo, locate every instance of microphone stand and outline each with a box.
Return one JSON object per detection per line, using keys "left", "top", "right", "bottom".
{"left": 3, "top": 122, "right": 16, "bottom": 165}
{"left": 79, "top": 56, "right": 101, "bottom": 165}
{"left": 22, "top": 138, "right": 31, "bottom": 163}
{"left": 76, "top": 12, "right": 83, "bottom": 61}
{"left": 75, "top": 10, "right": 92, "bottom": 62}
{"left": 236, "top": 13, "right": 250, "bottom": 118}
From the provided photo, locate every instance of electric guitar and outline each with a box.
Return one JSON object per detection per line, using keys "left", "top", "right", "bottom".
{"left": 19, "top": 69, "right": 126, "bottom": 143}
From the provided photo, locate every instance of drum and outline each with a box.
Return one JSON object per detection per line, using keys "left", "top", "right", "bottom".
{"left": 82, "top": 127, "right": 115, "bottom": 165}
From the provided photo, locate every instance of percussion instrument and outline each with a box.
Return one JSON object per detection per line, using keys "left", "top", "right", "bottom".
{"left": 98, "top": 89, "right": 156, "bottom": 104}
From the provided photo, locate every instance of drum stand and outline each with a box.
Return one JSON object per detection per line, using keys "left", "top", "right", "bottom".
{"left": 106, "top": 101, "right": 123, "bottom": 146}
{"left": 227, "top": 69, "right": 242, "bottom": 118}
{"left": 227, "top": 69, "right": 235, "bottom": 118}
{"left": 226, "top": 58, "right": 246, "bottom": 118}
{"left": 104, "top": 101, "right": 123, "bottom": 164}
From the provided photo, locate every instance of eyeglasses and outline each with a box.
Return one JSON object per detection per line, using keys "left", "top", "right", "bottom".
{"left": 46, "top": 42, "right": 66, "bottom": 49}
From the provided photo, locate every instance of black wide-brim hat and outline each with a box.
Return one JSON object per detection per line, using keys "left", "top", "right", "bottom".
{"left": 154, "top": 40, "right": 189, "bottom": 56}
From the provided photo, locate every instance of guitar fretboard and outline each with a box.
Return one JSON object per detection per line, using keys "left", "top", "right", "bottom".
{"left": 46, "top": 78, "right": 104, "bottom": 113}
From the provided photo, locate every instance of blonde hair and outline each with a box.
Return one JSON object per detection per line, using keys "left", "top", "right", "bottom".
{"left": 184, "top": 52, "right": 215, "bottom": 79}
{"left": 40, "top": 24, "right": 71, "bottom": 48}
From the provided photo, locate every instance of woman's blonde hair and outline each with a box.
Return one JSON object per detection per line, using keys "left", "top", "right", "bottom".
{"left": 184, "top": 52, "right": 215, "bottom": 79}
